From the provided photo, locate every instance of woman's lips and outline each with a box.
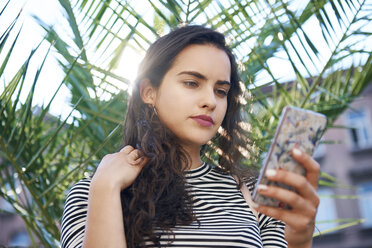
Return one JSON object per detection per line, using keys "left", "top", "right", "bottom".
{"left": 191, "top": 115, "right": 214, "bottom": 127}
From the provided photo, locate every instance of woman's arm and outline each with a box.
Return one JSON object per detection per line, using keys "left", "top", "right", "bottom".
{"left": 82, "top": 145, "right": 146, "bottom": 248}
{"left": 253, "top": 148, "right": 320, "bottom": 248}
{"left": 258, "top": 214, "right": 287, "bottom": 247}
{"left": 83, "top": 178, "right": 126, "bottom": 247}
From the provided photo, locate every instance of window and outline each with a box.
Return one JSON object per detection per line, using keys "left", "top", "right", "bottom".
{"left": 315, "top": 187, "right": 338, "bottom": 235}
{"left": 346, "top": 108, "right": 372, "bottom": 149}
{"left": 9, "top": 231, "right": 31, "bottom": 247}
{"left": 358, "top": 182, "right": 372, "bottom": 228}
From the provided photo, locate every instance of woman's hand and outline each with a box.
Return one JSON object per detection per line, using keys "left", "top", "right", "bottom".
{"left": 83, "top": 145, "right": 146, "bottom": 248}
{"left": 92, "top": 145, "right": 147, "bottom": 191}
{"left": 253, "top": 148, "right": 320, "bottom": 248}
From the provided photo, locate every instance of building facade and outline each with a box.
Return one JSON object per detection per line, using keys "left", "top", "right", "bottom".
{"left": 314, "top": 82, "right": 372, "bottom": 248}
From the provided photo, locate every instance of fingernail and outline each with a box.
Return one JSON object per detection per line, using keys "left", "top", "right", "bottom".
{"left": 266, "top": 169, "right": 277, "bottom": 177}
{"left": 257, "top": 184, "right": 268, "bottom": 191}
{"left": 293, "top": 148, "right": 302, "bottom": 156}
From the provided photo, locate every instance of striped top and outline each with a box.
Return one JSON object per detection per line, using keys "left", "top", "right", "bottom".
{"left": 61, "top": 163, "right": 287, "bottom": 247}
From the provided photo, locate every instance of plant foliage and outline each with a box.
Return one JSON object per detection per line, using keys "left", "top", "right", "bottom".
{"left": 0, "top": 0, "right": 371, "bottom": 246}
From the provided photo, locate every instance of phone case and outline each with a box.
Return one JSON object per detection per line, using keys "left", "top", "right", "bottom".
{"left": 252, "top": 106, "right": 327, "bottom": 209}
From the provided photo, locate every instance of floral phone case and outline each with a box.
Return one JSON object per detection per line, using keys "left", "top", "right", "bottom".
{"left": 252, "top": 106, "right": 327, "bottom": 209}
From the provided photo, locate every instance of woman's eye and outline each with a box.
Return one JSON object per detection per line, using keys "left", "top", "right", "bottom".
{"left": 216, "top": 89, "right": 228, "bottom": 96}
{"left": 184, "top": 81, "right": 198, "bottom": 87}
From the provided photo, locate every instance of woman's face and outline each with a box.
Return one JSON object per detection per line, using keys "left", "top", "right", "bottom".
{"left": 152, "top": 44, "right": 231, "bottom": 150}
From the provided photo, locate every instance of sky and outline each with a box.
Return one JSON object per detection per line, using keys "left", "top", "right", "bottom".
{"left": 1, "top": 0, "right": 74, "bottom": 118}
{"left": 1, "top": 0, "right": 145, "bottom": 121}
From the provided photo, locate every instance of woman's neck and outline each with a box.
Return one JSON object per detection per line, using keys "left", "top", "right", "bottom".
{"left": 189, "top": 158, "right": 204, "bottom": 170}
{"left": 181, "top": 143, "right": 203, "bottom": 170}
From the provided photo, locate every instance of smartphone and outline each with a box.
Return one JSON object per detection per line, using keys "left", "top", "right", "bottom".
{"left": 252, "top": 106, "right": 327, "bottom": 209}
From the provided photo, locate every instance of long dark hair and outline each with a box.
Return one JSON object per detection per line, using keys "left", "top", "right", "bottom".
{"left": 121, "top": 25, "right": 250, "bottom": 247}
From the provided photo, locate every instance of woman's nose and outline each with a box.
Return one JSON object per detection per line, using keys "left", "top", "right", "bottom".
{"left": 200, "top": 88, "right": 217, "bottom": 110}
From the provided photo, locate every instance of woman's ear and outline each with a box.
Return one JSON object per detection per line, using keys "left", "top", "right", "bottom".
{"left": 139, "top": 78, "right": 157, "bottom": 105}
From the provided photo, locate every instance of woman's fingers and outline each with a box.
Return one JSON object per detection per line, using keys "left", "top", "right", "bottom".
{"left": 252, "top": 148, "right": 320, "bottom": 246}
{"left": 292, "top": 148, "right": 320, "bottom": 190}
{"left": 254, "top": 203, "right": 315, "bottom": 232}
{"left": 129, "top": 149, "right": 140, "bottom": 160}
{"left": 93, "top": 145, "right": 148, "bottom": 191}
{"left": 254, "top": 182, "right": 318, "bottom": 231}
{"left": 119, "top": 145, "right": 145, "bottom": 165}
{"left": 256, "top": 184, "right": 317, "bottom": 216}
{"left": 131, "top": 150, "right": 145, "bottom": 165}
{"left": 120, "top": 145, "right": 135, "bottom": 154}
{"left": 264, "top": 169, "right": 319, "bottom": 206}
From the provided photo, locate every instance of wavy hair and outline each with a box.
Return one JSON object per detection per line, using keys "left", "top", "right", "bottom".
{"left": 121, "top": 25, "right": 250, "bottom": 247}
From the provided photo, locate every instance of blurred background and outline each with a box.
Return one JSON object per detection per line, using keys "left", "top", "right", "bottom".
{"left": 1, "top": 0, "right": 371, "bottom": 247}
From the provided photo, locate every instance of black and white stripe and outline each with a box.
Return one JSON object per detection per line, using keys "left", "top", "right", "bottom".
{"left": 61, "top": 179, "right": 90, "bottom": 247}
{"left": 61, "top": 163, "right": 287, "bottom": 247}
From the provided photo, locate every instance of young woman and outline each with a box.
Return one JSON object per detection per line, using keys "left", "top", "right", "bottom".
{"left": 61, "top": 25, "right": 320, "bottom": 248}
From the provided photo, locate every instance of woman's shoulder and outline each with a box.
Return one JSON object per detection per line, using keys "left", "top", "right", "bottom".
{"left": 64, "top": 177, "right": 92, "bottom": 206}
{"left": 61, "top": 178, "right": 92, "bottom": 248}
{"left": 69, "top": 177, "right": 92, "bottom": 193}
{"left": 244, "top": 176, "right": 258, "bottom": 191}
{"left": 209, "top": 164, "right": 258, "bottom": 188}
{"left": 70, "top": 177, "right": 92, "bottom": 188}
